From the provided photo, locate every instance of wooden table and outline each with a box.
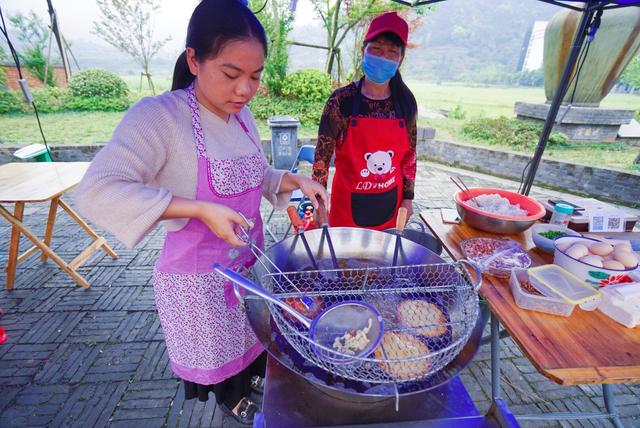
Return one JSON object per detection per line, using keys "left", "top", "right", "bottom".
{"left": 420, "top": 210, "right": 640, "bottom": 427}
{"left": 0, "top": 162, "right": 117, "bottom": 289}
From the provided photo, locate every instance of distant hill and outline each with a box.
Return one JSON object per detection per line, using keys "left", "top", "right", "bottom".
{"left": 289, "top": 0, "right": 562, "bottom": 82}
{"left": 2, "top": 1, "right": 566, "bottom": 83}
{"left": 403, "top": 0, "right": 560, "bottom": 81}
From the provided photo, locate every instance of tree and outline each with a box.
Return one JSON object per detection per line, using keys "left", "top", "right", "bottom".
{"left": 250, "top": 0, "right": 294, "bottom": 96}
{"left": 620, "top": 54, "right": 640, "bottom": 91}
{"left": 93, "top": 0, "right": 171, "bottom": 94}
{"left": 308, "top": 0, "right": 416, "bottom": 80}
{"left": 9, "top": 11, "right": 57, "bottom": 86}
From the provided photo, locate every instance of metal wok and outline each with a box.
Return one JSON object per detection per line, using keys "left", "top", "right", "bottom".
{"left": 243, "top": 227, "right": 484, "bottom": 402}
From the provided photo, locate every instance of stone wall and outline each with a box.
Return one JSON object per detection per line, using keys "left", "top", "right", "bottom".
{"left": 0, "top": 138, "right": 319, "bottom": 165}
{"left": 3, "top": 132, "right": 638, "bottom": 204}
{"left": 417, "top": 138, "right": 640, "bottom": 205}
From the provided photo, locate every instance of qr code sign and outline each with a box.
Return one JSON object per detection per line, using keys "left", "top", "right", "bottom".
{"left": 591, "top": 214, "right": 604, "bottom": 232}
{"left": 607, "top": 217, "right": 621, "bottom": 231}
{"left": 589, "top": 210, "right": 624, "bottom": 232}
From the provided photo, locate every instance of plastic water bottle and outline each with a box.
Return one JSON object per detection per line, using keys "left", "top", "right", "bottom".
{"left": 550, "top": 203, "right": 574, "bottom": 227}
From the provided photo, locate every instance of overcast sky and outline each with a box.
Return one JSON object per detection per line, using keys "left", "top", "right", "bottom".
{"left": 2, "top": 0, "right": 319, "bottom": 57}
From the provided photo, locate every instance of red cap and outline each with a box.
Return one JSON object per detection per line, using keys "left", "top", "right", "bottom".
{"left": 364, "top": 12, "right": 409, "bottom": 46}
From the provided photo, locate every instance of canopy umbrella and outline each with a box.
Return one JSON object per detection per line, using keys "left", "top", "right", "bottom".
{"left": 392, "top": 0, "right": 640, "bottom": 195}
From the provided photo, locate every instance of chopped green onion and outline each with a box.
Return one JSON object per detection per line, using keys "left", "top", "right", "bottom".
{"left": 539, "top": 230, "right": 569, "bottom": 240}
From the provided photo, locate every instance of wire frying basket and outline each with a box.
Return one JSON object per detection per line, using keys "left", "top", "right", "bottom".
{"left": 258, "top": 261, "right": 481, "bottom": 385}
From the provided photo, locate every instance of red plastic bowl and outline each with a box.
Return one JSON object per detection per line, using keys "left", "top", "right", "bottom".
{"left": 454, "top": 188, "right": 545, "bottom": 234}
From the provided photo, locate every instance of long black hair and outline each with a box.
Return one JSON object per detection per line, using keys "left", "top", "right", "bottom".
{"left": 171, "top": 0, "right": 268, "bottom": 91}
{"left": 364, "top": 32, "right": 418, "bottom": 125}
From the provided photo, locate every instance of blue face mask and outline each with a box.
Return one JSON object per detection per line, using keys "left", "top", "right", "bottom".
{"left": 361, "top": 52, "right": 399, "bottom": 84}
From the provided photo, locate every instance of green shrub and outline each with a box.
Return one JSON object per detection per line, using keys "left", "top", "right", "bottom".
{"left": 21, "top": 48, "right": 57, "bottom": 87}
{"left": 66, "top": 95, "right": 131, "bottom": 112}
{"left": 448, "top": 105, "right": 467, "bottom": 120}
{"left": 0, "top": 67, "right": 6, "bottom": 89}
{"left": 69, "top": 69, "right": 129, "bottom": 99}
{"left": 462, "top": 117, "right": 568, "bottom": 149}
{"left": 249, "top": 94, "right": 324, "bottom": 127}
{"left": 281, "top": 70, "right": 332, "bottom": 103}
{"left": 30, "top": 87, "right": 72, "bottom": 113}
{"left": 0, "top": 90, "right": 25, "bottom": 113}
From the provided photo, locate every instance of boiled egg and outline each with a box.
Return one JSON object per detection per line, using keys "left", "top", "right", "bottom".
{"left": 566, "top": 244, "right": 588, "bottom": 259}
{"left": 589, "top": 242, "right": 613, "bottom": 257}
{"left": 613, "top": 251, "right": 638, "bottom": 269}
{"left": 613, "top": 242, "right": 633, "bottom": 253}
{"left": 603, "top": 260, "right": 626, "bottom": 270}
{"left": 580, "top": 255, "right": 603, "bottom": 267}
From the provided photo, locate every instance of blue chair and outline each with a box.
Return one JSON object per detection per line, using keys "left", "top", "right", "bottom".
{"left": 264, "top": 145, "right": 316, "bottom": 241}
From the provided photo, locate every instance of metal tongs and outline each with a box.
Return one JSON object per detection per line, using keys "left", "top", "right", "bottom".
{"left": 234, "top": 214, "right": 316, "bottom": 310}
{"left": 450, "top": 176, "right": 479, "bottom": 206}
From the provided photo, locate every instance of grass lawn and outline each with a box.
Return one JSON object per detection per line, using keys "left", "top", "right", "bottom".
{"left": 0, "top": 108, "right": 317, "bottom": 145}
{"left": 1, "top": 79, "right": 638, "bottom": 172}
{"left": 407, "top": 81, "right": 640, "bottom": 117}
{"left": 409, "top": 82, "right": 640, "bottom": 172}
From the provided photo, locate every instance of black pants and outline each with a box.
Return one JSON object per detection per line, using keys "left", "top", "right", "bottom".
{"left": 183, "top": 352, "right": 267, "bottom": 405}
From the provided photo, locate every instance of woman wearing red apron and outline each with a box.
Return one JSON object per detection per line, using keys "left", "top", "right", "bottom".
{"left": 313, "top": 12, "right": 418, "bottom": 230}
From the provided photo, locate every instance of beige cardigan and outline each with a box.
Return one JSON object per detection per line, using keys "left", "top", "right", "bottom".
{"left": 75, "top": 89, "right": 290, "bottom": 248}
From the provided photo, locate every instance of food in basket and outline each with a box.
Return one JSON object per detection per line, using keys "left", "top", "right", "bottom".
{"left": 284, "top": 296, "right": 323, "bottom": 321}
{"left": 397, "top": 300, "right": 448, "bottom": 338}
{"left": 466, "top": 193, "right": 528, "bottom": 217}
{"left": 374, "top": 331, "right": 431, "bottom": 380}
{"left": 332, "top": 318, "right": 373, "bottom": 355}
{"left": 461, "top": 238, "right": 531, "bottom": 277}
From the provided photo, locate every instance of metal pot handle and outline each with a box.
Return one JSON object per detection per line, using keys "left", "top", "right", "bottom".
{"left": 456, "top": 259, "right": 483, "bottom": 292}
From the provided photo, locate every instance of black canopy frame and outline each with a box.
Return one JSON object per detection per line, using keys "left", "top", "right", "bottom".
{"left": 391, "top": 0, "right": 640, "bottom": 195}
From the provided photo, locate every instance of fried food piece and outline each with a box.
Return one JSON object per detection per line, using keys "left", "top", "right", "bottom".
{"left": 397, "top": 300, "right": 448, "bottom": 338}
{"left": 374, "top": 331, "right": 431, "bottom": 380}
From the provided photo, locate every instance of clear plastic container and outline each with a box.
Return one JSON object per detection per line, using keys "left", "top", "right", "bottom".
{"left": 550, "top": 203, "right": 574, "bottom": 226}
{"left": 527, "top": 264, "right": 601, "bottom": 306}
{"left": 509, "top": 269, "right": 575, "bottom": 317}
{"left": 461, "top": 238, "right": 531, "bottom": 278}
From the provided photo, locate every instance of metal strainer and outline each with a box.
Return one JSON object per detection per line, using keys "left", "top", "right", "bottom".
{"left": 213, "top": 264, "right": 384, "bottom": 364}
{"left": 255, "top": 261, "right": 482, "bottom": 385}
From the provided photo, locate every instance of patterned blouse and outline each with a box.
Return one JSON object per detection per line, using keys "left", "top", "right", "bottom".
{"left": 312, "top": 81, "right": 417, "bottom": 200}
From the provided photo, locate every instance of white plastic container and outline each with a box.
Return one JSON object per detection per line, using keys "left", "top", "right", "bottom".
{"left": 598, "top": 283, "right": 640, "bottom": 328}
{"left": 509, "top": 269, "right": 575, "bottom": 317}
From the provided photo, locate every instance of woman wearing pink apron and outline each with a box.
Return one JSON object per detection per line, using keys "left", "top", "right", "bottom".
{"left": 75, "top": 1, "right": 328, "bottom": 425}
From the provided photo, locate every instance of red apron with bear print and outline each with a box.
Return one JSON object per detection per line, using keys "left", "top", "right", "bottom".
{"left": 329, "top": 81, "right": 410, "bottom": 230}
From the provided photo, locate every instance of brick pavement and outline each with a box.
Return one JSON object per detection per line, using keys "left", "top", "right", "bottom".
{"left": 0, "top": 162, "right": 638, "bottom": 428}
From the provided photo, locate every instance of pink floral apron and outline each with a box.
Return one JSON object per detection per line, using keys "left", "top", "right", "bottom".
{"left": 153, "top": 82, "right": 266, "bottom": 385}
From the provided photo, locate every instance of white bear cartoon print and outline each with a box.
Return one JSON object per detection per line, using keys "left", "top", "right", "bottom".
{"left": 360, "top": 150, "right": 395, "bottom": 178}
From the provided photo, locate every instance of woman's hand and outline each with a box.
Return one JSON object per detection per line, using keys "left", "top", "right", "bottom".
{"left": 161, "top": 197, "right": 250, "bottom": 246}
{"left": 295, "top": 175, "right": 330, "bottom": 211}
{"left": 400, "top": 199, "right": 414, "bottom": 224}
{"left": 280, "top": 173, "right": 330, "bottom": 212}
{"left": 196, "top": 202, "right": 251, "bottom": 246}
